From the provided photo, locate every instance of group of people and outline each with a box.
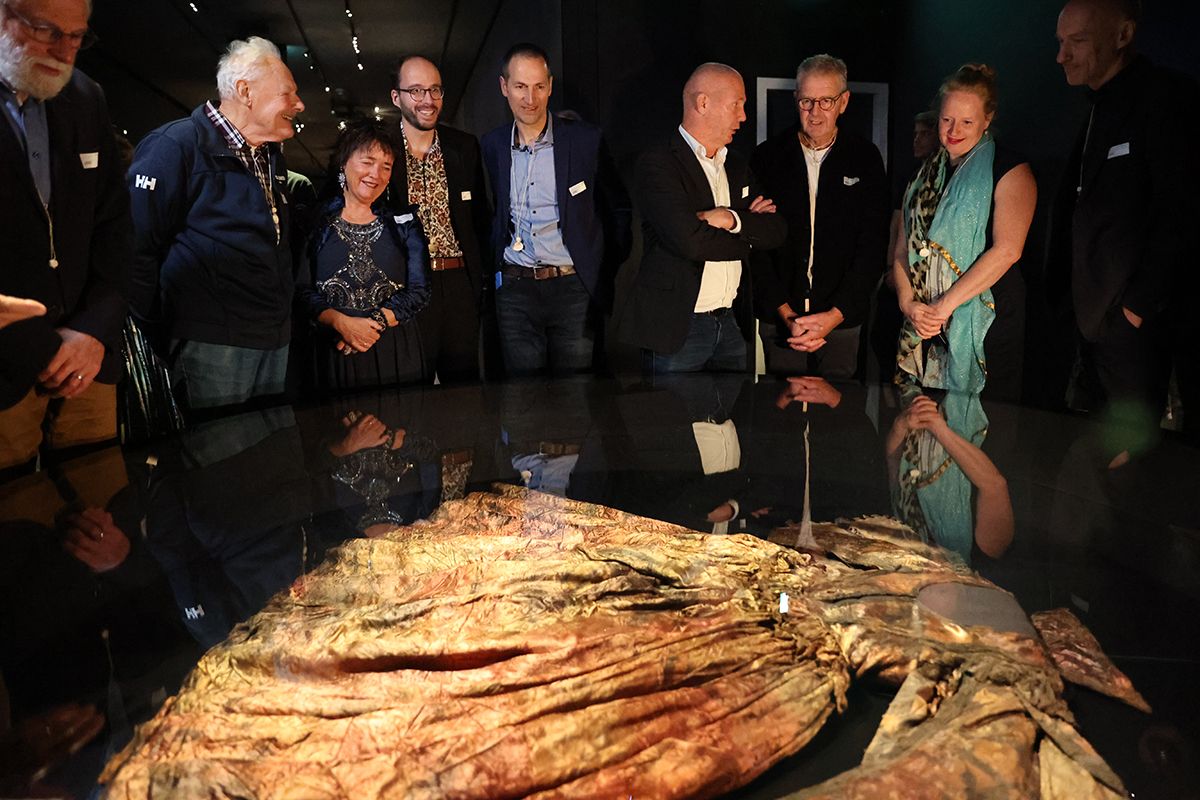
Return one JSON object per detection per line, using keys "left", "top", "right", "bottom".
{"left": 1, "top": 0, "right": 1194, "bottom": 476}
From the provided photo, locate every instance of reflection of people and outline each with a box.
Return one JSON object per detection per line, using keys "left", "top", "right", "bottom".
{"left": 0, "top": 447, "right": 193, "bottom": 792}
{"left": 317, "top": 406, "right": 440, "bottom": 536}
{"left": 1050, "top": 0, "right": 1200, "bottom": 452}
{"left": 1, "top": 0, "right": 130, "bottom": 468}
{"left": 893, "top": 65, "right": 1035, "bottom": 402}
{"left": 622, "top": 63, "right": 785, "bottom": 374}
{"left": 887, "top": 392, "right": 1013, "bottom": 561}
{"left": 481, "top": 43, "right": 632, "bottom": 377}
{"left": 129, "top": 37, "right": 305, "bottom": 410}
{"left": 751, "top": 55, "right": 889, "bottom": 379}
{"left": 389, "top": 55, "right": 491, "bottom": 383}
{"left": 297, "top": 120, "right": 431, "bottom": 392}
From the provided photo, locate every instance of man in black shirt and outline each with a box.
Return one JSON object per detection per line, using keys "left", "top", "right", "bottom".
{"left": 1052, "top": 0, "right": 1200, "bottom": 454}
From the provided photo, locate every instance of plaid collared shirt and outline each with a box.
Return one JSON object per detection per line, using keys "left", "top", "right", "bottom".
{"left": 204, "top": 101, "right": 279, "bottom": 241}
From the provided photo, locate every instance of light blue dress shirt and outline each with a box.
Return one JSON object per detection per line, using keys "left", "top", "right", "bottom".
{"left": 503, "top": 115, "right": 572, "bottom": 268}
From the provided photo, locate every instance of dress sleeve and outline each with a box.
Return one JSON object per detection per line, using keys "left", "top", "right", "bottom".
{"left": 380, "top": 210, "right": 432, "bottom": 323}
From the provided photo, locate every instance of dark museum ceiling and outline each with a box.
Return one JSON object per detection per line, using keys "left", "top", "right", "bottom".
{"left": 80, "top": 0, "right": 505, "bottom": 174}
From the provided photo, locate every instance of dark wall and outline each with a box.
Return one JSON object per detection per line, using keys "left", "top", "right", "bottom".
{"left": 561, "top": 0, "right": 897, "bottom": 177}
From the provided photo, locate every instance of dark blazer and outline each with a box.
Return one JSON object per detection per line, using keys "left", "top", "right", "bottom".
{"left": 1048, "top": 56, "right": 1200, "bottom": 341}
{"left": 388, "top": 123, "right": 491, "bottom": 298}
{"left": 620, "top": 131, "right": 787, "bottom": 356}
{"left": 0, "top": 70, "right": 130, "bottom": 408}
{"left": 750, "top": 126, "right": 889, "bottom": 329}
{"left": 480, "top": 115, "right": 632, "bottom": 309}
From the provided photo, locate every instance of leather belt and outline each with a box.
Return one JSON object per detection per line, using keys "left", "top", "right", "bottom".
{"left": 431, "top": 256, "right": 466, "bottom": 271}
{"left": 500, "top": 262, "right": 577, "bottom": 281}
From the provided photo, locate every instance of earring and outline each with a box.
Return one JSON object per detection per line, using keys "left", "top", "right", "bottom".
{"left": 338, "top": 170, "right": 347, "bottom": 190}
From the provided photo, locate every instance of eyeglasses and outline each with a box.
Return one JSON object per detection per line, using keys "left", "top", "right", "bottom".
{"left": 396, "top": 85, "right": 444, "bottom": 101}
{"left": 796, "top": 92, "right": 844, "bottom": 112}
{"left": 1, "top": 2, "right": 97, "bottom": 50}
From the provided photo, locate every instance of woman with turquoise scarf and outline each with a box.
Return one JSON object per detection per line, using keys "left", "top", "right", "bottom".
{"left": 893, "top": 64, "right": 1037, "bottom": 401}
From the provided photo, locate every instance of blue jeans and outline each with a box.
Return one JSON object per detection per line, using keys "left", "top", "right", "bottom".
{"left": 496, "top": 273, "right": 593, "bottom": 377}
{"left": 172, "top": 340, "right": 289, "bottom": 409}
{"left": 646, "top": 308, "right": 747, "bottom": 375}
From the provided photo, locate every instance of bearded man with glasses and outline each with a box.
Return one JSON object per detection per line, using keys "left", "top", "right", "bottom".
{"left": 388, "top": 55, "right": 491, "bottom": 383}
{"left": 750, "top": 54, "right": 889, "bottom": 380}
{"left": 0, "top": 0, "right": 131, "bottom": 474}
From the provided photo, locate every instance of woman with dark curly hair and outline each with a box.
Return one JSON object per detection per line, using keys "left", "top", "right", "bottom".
{"left": 297, "top": 120, "right": 431, "bottom": 392}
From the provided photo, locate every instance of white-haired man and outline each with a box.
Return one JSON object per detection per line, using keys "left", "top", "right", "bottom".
{"left": 750, "top": 54, "right": 889, "bottom": 380}
{"left": 129, "top": 36, "right": 305, "bottom": 410}
{"left": 0, "top": 0, "right": 131, "bottom": 472}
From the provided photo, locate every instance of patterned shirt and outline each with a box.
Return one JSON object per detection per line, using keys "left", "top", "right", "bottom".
{"left": 204, "top": 101, "right": 279, "bottom": 242}
{"left": 400, "top": 124, "right": 462, "bottom": 259}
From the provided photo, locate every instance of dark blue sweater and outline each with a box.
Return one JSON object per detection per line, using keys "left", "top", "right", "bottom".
{"left": 128, "top": 104, "right": 294, "bottom": 350}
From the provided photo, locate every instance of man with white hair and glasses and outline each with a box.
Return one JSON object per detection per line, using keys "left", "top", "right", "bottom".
{"left": 129, "top": 36, "right": 306, "bottom": 411}
{"left": 751, "top": 54, "right": 889, "bottom": 379}
{"left": 0, "top": 0, "right": 131, "bottom": 473}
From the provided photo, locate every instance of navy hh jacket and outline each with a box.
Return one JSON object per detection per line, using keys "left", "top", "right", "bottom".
{"left": 128, "top": 104, "right": 294, "bottom": 352}
{"left": 0, "top": 70, "right": 130, "bottom": 408}
{"left": 480, "top": 115, "right": 631, "bottom": 309}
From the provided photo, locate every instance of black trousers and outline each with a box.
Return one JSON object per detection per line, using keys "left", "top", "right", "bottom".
{"left": 1082, "top": 310, "right": 1173, "bottom": 454}
{"left": 416, "top": 268, "right": 480, "bottom": 384}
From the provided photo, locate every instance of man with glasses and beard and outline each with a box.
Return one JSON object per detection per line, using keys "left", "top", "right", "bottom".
{"left": 0, "top": 0, "right": 130, "bottom": 474}
{"left": 388, "top": 55, "right": 491, "bottom": 383}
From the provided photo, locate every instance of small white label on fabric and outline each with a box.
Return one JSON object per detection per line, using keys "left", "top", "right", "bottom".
{"left": 780, "top": 592, "right": 790, "bottom": 614}
{"left": 843, "top": 176, "right": 860, "bottom": 186}
{"left": 134, "top": 174, "right": 156, "bottom": 190}
{"left": 394, "top": 213, "right": 414, "bottom": 224}
{"left": 741, "top": 185, "right": 749, "bottom": 198}
{"left": 569, "top": 181, "right": 587, "bottom": 196}
{"left": 1107, "top": 142, "right": 1130, "bottom": 159}
{"left": 461, "top": 190, "right": 472, "bottom": 201}
{"left": 79, "top": 151, "right": 99, "bottom": 169}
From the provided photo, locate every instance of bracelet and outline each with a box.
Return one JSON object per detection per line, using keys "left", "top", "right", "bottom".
{"left": 369, "top": 308, "right": 388, "bottom": 328}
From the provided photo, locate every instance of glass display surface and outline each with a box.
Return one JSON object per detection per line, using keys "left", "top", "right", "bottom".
{"left": 1, "top": 375, "right": 1196, "bottom": 798}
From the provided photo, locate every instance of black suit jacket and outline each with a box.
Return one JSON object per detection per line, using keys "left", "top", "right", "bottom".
{"left": 1047, "top": 56, "right": 1200, "bottom": 341}
{"left": 388, "top": 123, "right": 491, "bottom": 298}
{"left": 481, "top": 115, "right": 632, "bottom": 309}
{"left": 750, "top": 126, "right": 889, "bottom": 328}
{"left": 0, "top": 70, "right": 130, "bottom": 408}
{"left": 620, "top": 131, "right": 786, "bottom": 356}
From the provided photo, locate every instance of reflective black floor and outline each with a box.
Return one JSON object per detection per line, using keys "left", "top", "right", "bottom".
{"left": 1, "top": 375, "right": 1197, "bottom": 798}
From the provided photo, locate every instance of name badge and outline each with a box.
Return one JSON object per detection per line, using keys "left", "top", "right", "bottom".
{"left": 741, "top": 186, "right": 749, "bottom": 199}
{"left": 569, "top": 181, "right": 587, "bottom": 196}
{"left": 394, "top": 213, "right": 414, "bottom": 224}
{"left": 1108, "top": 142, "right": 1130, "bottom": 159}
{"left": 79, "top": 151, "right": 99, "bottom": 169}
{"left": 461, "top": 190, "right": 472, "bottom": 201}
{"left": 843, "top": 176, "right": 860, "bottom": 186}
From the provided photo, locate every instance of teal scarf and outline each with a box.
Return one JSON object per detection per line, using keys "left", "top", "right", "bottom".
{"left": 893, "top": 391, "right": 988, "bottom": 563}
{"left": 896, "top": 134, "right": 996, "bottom": 394}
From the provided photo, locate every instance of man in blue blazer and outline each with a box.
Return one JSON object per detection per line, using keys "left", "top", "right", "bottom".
{"left": 480, "top": 43, "right": 631, "bottom": 378}
{"left": 0, "top": 0, "right": 130, "bottom": 471}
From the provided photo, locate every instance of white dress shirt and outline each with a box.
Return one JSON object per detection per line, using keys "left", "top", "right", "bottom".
{"left": 678, "top": 126, "right": 743, "bottom": 312}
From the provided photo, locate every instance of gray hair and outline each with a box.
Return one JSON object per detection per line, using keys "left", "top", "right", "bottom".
{"left": 795, "top": 54, "right": 848, "bottom": 91}
{"left": 216, "top": 36, "right": 281, "bottom": 100}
